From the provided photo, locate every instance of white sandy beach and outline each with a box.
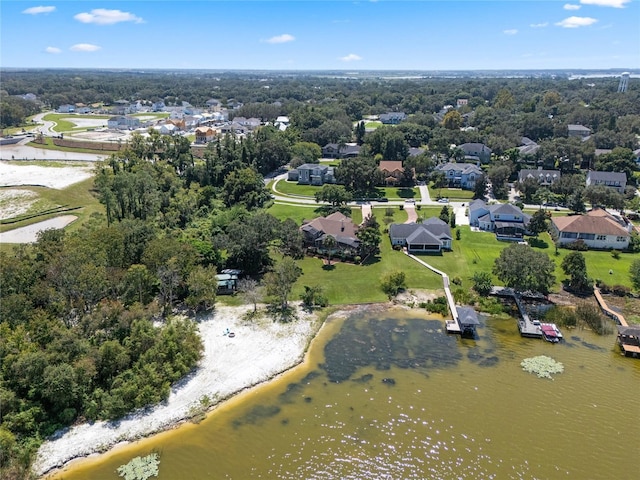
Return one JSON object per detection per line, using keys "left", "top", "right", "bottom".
{"left": 33, "top": 304, "right": 323, "bottom": 477}
{"left": 0, "top": 161, "right": 95, "bottom": 189}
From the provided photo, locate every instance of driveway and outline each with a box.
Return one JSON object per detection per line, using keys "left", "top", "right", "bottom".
{"left": 404, "top": 204, "right": 418, "bottom": 223}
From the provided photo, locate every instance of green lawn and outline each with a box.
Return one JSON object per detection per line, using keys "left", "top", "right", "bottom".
{"left": 42, "top": 113, "right": 111, "bottom": 132}
{"left": 273, "top": 180, "right": 322, "bottom": 197}
{"left": 428, "top": 184, "right": 475, "bottom": 200}
{"left": 377, "top": 186, "right": 418, "bottom": 200}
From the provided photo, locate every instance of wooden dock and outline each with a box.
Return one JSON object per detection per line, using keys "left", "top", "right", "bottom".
{"left": 491, "top": 287, "right": 543, "bottom": 338}
{"left": 403, "top": 252, "right": 462, "bottom": 334}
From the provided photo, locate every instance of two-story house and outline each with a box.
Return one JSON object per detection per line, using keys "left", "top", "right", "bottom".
{"left": 322, "top": 143, "right": 361, "bottom": 159}
{"left": 469, "top": 200, "right": 530, "bottom": 239}
{"left": 288, "top": 164, "right": 335, "bottom": 185}
{"left": 379, "top": 161, "right": 406, "bottom": 186}
{"left": 459, "top": 143, "right": 492, "bottom": 163}
{"left": 551, "top": 208, "right": 631, "bottom": 250}
{"left": 435, "top": 162, "right": 483, "bottom": 190}
{"left": 195, "top": 126, "right": 216, "bottom": 144}
{"left": 585, "top": 171, "right": 627, "bottom": 194}
{"left": 518, "top": 168, "right": 561, "bottom": 186}
{"left": 300, "top": 212, "right": 360, "bottom": 254}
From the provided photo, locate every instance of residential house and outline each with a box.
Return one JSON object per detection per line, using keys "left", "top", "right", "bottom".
{"left": 75, "top": 104, "right": 91, "bottom": 114}
{"left": 389, "top": 218, "right": 452, "bottom": 253}
{"left": 408, "top": 147, "right": 426, "bottom": 157}
{"left": 107, "top": 115, "right": 141, "bottom": 130}
{"left": 469, "top": 199, "right": 530, "bottom": 239}
{"left": 435, "top": 162, "right": 483, "bottom": 190}
{"left": 301, "top": 212, "right": 360, "bottom": 255}
{"left": 288, "top": 163, "right": 335, "bottom": 185}
{"left": 585, "top": 171, "right": 627, "bottom": 194}
{"left": 518, "top": 168, "right": 561, "bottom": 186}
{"left": 195, "top": 126, "right": 216, "bottom": 144}
{"left": 322, "top": 143, "right": 361, "bottom": 159}
{"left": 379, "top": 112, "right": 407, "bottom": 125}
{"left": 152, "top": 101, "right": 166, "bottom": 112}
{"left": 456, "top": 99, "right": 469, "bottom": 108}
{"left": 153, "top": 124, "right": 178, "bottom": 135}
{"left": 215, "top": 269, "right": 241, "bottom": 294}
{"left": 379, "top": 161, "right": 406, "bottom": 186}
{"left": 551, "top": 208, "right": 631, "bottom": 250}
{"left": 459, "top": 143, "right": 492, "bottom": 163}
{"left": 219, "top": 122, "right": 248, "bottom": 135}
{"left": 518, "top": 137, "right": 540, "bottom": 156}
{"left": 206, "top": 98, "right": 222, "bottom": 110}
{"left": 57, "top": 104, "right": 75, "bottom": 113}
{"left": 568, "top": 124, "right": 591, "bottom": 138}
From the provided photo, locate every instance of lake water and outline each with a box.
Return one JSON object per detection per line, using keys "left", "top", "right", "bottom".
{"left": 48, "top": 309, "right": 639, "bottom": 479}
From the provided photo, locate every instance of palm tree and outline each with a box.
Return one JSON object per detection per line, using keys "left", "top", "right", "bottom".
{"left": 323, "top": 234, "right": 337, "bottom": 265}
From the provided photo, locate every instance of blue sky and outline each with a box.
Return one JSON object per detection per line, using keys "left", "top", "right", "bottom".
{"left": 2, "top": 1, "right": 638, "bottom": 70}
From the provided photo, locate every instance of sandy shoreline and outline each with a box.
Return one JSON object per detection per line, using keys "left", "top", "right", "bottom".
{"left": 34, "top": 303, "right": 331, "bottom": 477}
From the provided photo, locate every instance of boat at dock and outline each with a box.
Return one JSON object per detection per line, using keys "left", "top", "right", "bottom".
{"left": 540, "top": 323, "right": 563, "bottom": 343}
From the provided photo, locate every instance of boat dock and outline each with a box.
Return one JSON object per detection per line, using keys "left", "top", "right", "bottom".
{"left": 490, "top": 287, "right": 551, "bottom": 339}
{"left": 594, "top": 288, "right": 640, "bottom": 358}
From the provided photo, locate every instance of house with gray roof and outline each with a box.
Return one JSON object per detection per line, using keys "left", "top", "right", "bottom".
{"left": 389, "top": 218, "right": 452, "bottom": 253}
{"left": 322, "top": 143, "right": 361, "bottom": 159}
{"left": 459, "top": 143, "right": 491, "bottom": 163}
{"left": 288, "top": 163, "right": 335, "bottom": 185}
{"left": 469, "top": 199, "right": 530, "bottom": 239}
{"left": 585, "top": 171, "right": 627, "bottom": 194}
{"left": 435, "top": 162, "right": 483, "bottom": 190}
{"left": 518, "top": 168, "right": 561, "bottom": 186}
{"left": 379, "top": 112, "right": 407, "bottom": 124}
{"left": 518, "top": 137, "right": 540, "bottom": 156}
{"left": 568, "top": 124, "right": 591, "bottom": 138}
{"left": 456, "top": 306, "right": 480, "bottom": 337}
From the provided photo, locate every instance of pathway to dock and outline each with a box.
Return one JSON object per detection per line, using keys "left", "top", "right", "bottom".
{"left": 593, "top": 287, "right": 628, "bottom": 327}
{"left": 403, "top": 251, "right": 460, "bottom": 332}
{"left": 490, "top": 287, "right": 542, "bottom": 338}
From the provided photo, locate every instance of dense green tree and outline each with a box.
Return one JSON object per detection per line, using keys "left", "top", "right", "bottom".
{"left": 561, "top": 252, "right": 592, "bottom": 292}
{"left": 290, "top": 141, "right": 321, "bottom": 168}
{"left": 442, "top": 110, "right": 463, "bottom": 130}
{"left": 473, "top": 174, "right": 488, "bottom": 199}
{"left": 493, "top": 243, "right": 556, "bottom": 294}
{"left": 335, "top": 157, "right": 383, "bottom": 196}
{"left": 630, "top": 260, "right": 640, "bottom": 291}
{"left": 528, "top": 209, "right": 551, "bottom": 237}
{"left": 314, "top": 184, "right": 353, "bottom": 207}
{"left": 222, "top": 167, "right": 270, "bottom": 210}
{"left": 471, "top": 271, "right": 493, "bottom": 296}
{"left": 380, "top": 270, "right": 406, "bottom": 299}
{"left": 487, "top": 165, "right": 511, "bottom": 199}
{"left": 356, "top": 214, "right": 381, "bottom": 260}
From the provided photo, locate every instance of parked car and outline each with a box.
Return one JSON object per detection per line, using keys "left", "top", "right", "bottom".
{"left": 437, "top": 198, "right": 449, "bottom": 203}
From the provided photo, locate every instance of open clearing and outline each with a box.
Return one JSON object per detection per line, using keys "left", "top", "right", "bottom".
{"left": 0, "top": 189, "right": 38, "bottom": 219}
{"left": 0, "top": 215, "right": 78, "bottom": 243}
{"left": 0, "top": 161, "right": 94, "bottom": 189}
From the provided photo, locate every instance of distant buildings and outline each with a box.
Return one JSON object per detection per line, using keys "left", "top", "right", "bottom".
{"left": 435, "top": 162, "right": 483, "bottom": 190}
{"left": 568, "top": 124, "right": 591, "bottom": 139}
{"left": 389, "top": 218, "right": 452, "bottom": 253}
{"left": 288, "top": 164, "right": 336, "bottom": 185}
{"left": 469, "top": 200, "right": 530, "bottom": 239}
{"left": 518, "top": 168, "right": 561, "bottom": 186}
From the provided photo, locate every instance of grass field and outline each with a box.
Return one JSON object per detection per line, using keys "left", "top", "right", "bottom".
{"left": 42, "top": 113, "right": 111, "bottom": 132}
{"left": 428, "top": 183, "right": 475, "bottom": 200}
{"left": 274, "top": 180, "right": 418, "bottom": 201}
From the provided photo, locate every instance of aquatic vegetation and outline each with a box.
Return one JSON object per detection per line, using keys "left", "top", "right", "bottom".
{"left": 117, "top": 453, "right": 159, "bottom": 480}
{"left": 521, "top": 355, "right": 564, "bottom": 379}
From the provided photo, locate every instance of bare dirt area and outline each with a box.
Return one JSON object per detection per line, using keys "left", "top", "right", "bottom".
{"left": 61, "top": 117, "right": 109, "bottom": 129}
{"left": 0, "top": 161, "right": 94, "bottom": 189}
{"left": 34, "top": 304, "right": 323, "bottom": 477}
{"left": 600, "top": 294, "right": 640, "bottom": 324}
{"left": 0, "top": 189, "right": 38, "bottom": 219}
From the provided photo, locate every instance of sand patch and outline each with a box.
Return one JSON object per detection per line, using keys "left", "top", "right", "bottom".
{"left": 0, "top": 161, "right": 94, "bottom": 189}
{"left": 0, "top": 189, "right": 38, "bottom": 220}
{"left": 0, "top": 215, "right": 78, "bottom": 243}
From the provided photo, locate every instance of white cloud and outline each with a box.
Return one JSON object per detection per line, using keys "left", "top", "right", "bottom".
{"left": 70, "top": 43, "right": 101, "bottom": 52}
{"left": 530, "top": 22, "right": 549, "bottom": 28}
{"left": 340, "top": 53, "right": 362, "bottom": 62}
{"left": 45, "top": 46, "right": 61, "bottom": 54}
{"left": 503, "top": 29, "right": 518, "bottom": 35}
{"left": 580, "top": 0, "right": 630, "bottom": 7}
{"left": 264, "top": 34, "right": 295, "bottom": 44}
{"left": 563, "top": 4, "right": 581, "bottom": 10}
{"left": 555, "top": 16, "right": 598, "bottom": 28}
{"left": 74, "top": 9, "right": 143, "bottom": 25}
{"left": 22, "top": 6, "right": 56, "bottom": 15}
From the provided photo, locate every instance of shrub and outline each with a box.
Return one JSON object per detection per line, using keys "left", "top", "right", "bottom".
{"left": 566, "top": 240, "right": 588, "bottom": 251}
{"left": 543, "top": 305, "right": 577, "bottom": 327}
{"left": 611, "top": 250, "right": 621, "bottom": 259}
{"left": 575, "top": 302, "right": 612, "bottom": 335}
{"left": 451, "top": 276, "right": 462, "bottom": 286}
{"left": 399, "top": 205, "right": 404, "bottom": 211}
{"left": 611, "top": 284, "right": 630, "bottom": 296}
